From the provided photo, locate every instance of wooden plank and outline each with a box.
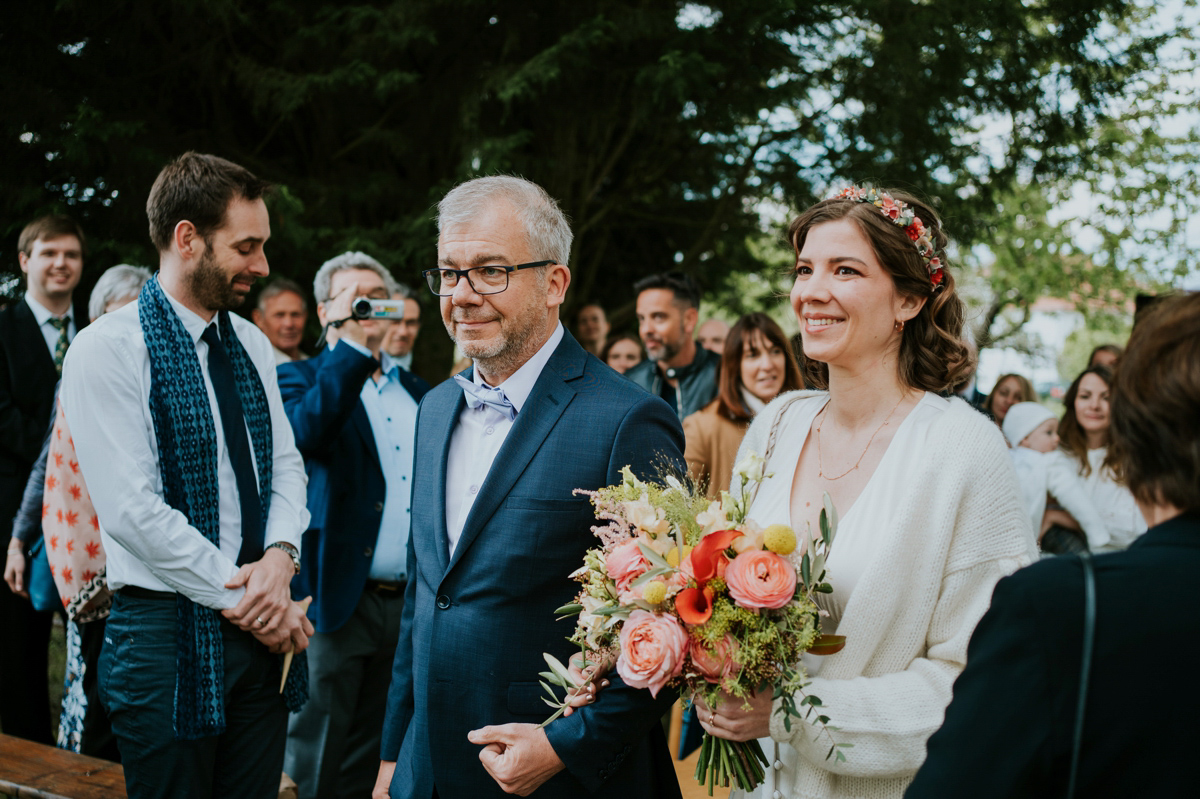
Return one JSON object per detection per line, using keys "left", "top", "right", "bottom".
{"left": 0, "top": 734, "right": 125, "bottom": 799}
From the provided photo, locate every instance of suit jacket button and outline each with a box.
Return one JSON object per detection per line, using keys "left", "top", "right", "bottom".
{"left": 374, "top": 501, "right": 384, "bottom": 512}
{"left": 436, "top": 595, "right": 451, "bottom": 609}
{"left": 363, "top": 546, "right": 373, "bottom": 557}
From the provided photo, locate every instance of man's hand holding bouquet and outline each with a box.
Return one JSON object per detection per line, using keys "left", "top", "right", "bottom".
{"left": 539, "top": 454, "right": 848, "bottom": 794}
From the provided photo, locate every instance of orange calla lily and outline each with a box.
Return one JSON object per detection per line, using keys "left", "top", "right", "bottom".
{"left": 676, "top": 585, "right": 715, "bottom": 625}
{"left": 688, "top": 529, "right": 743, "bottom": 583}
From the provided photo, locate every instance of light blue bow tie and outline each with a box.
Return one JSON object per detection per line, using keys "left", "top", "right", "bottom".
{"left": 454, "top": 374, "right": 517, "bottom": 421}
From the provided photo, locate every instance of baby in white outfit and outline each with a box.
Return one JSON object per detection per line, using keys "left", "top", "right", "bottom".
{"left": 1002, "top": 402, "right": 1110, "bottom": 549}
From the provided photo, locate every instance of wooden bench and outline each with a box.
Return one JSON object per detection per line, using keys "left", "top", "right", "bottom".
{"left": 0, "top": 734, "right": 125, "bottom": 799}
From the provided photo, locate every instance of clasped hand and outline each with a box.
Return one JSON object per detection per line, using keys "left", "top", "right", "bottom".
{"left": 221, "top": 547, "right": 313, "bottom": 653}
{"left": 468, "top": 723, "right": 565, "bottom": 796}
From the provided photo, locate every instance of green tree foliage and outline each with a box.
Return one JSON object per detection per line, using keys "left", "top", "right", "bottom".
{"left": 0, "top": 0, "right": 1183, "bottom": 377}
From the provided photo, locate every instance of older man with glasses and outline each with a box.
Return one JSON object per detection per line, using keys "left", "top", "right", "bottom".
{"left": 373, "top": 176, "right": 685, "bottom": 799}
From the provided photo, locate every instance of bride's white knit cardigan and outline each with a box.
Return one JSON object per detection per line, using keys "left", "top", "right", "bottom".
{"left": 732, "top": 391, "right": 1039, "bottom": 799}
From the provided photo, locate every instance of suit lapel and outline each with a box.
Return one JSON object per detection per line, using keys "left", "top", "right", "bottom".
{"left": 445, "top": 336, "right": 586, "bottom": 574}
{"left": 350, "top": 401, "right": 380, "bottom": 467}
{"left": 15, "top": 300, "right": 58, "bottom": 386}
{"left": 426, "top": 385, "right": 466, "bottom": 574}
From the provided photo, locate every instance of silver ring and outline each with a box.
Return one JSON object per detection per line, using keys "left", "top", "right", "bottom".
{"left": 256, "top": 616, "right": 266, "bottom": 627}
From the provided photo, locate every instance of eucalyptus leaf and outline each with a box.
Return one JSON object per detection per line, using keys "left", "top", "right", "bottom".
{"left": 554, "top": 602, "right": 584, "bottom": 616}
{"left": 543, "top": 652, "right": 572, "bottom": 685}
{"left": 636, "top": 540, "right": 671, "bottom": 570}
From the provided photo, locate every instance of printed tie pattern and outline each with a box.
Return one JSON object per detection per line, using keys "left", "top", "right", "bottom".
{"left": 48, "top": 316, "right": 69, "bottom": 377}
{"left": 454, "top": 374, "right": 517, "bottom": 421}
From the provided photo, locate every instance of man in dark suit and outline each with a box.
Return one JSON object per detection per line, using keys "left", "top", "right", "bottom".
{"left": 0, "top": 215, "right": 85, "bottom": 744}
{"left": 280, "top": 252, "right": 430, "bottom": 799}
{"left": 373, "top": 176, "right": 685, "bottom": 799}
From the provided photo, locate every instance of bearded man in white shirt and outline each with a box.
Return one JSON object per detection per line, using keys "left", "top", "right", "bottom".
{"left": 62, "top": 152, "right": 314, "bottom": 799}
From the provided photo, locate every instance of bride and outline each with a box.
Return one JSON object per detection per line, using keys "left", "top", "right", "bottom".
{"left": 695, "top": 188, "right": 1037, "bottom": 798}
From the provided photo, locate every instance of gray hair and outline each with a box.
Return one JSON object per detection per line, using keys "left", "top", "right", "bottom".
{"left": 393, "top": 282, "right": 412, "bottom": 300}
{"left": 89, "top": 264, "right": 152, "bottom": 321}
{"left": 257, "top": 277, "right": 308, "bottom": 313}
{"left": 312, "top": 251, "right": 398, "bottom": 304}
{"left": 437, "top": 176, "right": 573, "bottom": 268}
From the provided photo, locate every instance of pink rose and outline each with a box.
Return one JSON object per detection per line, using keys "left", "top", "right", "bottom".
{"left": 724, "top": 550, "right": 797, "bottom": 609}
{"left": 689, "top": 635, "right": 740, "bottom": 683}
{"left": 606, "top": 539, "right": 651, "bottom": 592}
{"left": 616, "top": 610, "right": 688, "bottom": 697}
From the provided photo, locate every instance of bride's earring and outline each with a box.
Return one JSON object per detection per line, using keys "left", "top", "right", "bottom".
{"left": 894, "top": 320, "right": 904, "bottom": 333}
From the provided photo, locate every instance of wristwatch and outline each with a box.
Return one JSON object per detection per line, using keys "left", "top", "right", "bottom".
{"left": 266, "top": 541, "right": 301, "bottom": 574}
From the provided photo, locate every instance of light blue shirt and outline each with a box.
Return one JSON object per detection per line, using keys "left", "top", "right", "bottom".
{"left": 354, "top": 346, "right": 419, "bottom": 581}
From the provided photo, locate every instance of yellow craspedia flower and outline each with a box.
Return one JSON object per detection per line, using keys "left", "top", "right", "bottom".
{"left": 641, "top": 580, "right": 667, "bottom": 605}
{"left": 763, "top": 524, "right": 797, "bottom": 555}
{"left": 665, "top": 545, "right": 693, "bottom": 568}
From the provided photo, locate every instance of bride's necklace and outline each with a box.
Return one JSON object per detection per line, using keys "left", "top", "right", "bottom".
{"left": 816, "top": 393, "right": 908, "bottom": 481}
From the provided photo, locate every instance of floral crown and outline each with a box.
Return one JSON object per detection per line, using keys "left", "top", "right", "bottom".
{"left": 831, "top": 187, "right": 944, "bottom": 290}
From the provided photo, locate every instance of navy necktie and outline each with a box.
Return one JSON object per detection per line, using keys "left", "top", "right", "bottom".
{"left": 201, "top": 324, "right": 264, "bottom": 564}
{"left": 453, "top": 374, "right": 517, "bottom": 421}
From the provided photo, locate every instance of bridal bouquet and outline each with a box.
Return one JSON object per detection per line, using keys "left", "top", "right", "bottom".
{"left": 539, "top": 454, "right": 848, "bottom": 794}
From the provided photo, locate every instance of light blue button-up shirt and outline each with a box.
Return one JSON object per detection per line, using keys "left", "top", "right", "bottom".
{"left": 355, "top": 349, "right": 419, "bottom": 581}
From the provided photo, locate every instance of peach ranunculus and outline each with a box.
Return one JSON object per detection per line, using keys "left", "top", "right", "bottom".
{"left": 606, "top": 538, "right": 652, "bottom": 593}
{"left": 724, "top": 550, "right": 797, "bottom": 609}
{"left": 616, "top": 610, "right": 689, "bottom": 697}
{"left": 689, "top": 634, "right": 740, "bottom": 683}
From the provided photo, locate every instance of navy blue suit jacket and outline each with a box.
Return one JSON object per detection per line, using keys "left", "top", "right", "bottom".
{"left": 907, "top": 512, "right": 1200, "bottom": 799}
{"left": 278, "top": 342, "right": 430, "bottom": 634}
{"left": 381, "top": 332, "right": 685, "bottom": 799}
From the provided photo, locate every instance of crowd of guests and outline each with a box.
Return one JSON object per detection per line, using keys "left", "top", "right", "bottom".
{"left": 0, "top": 157, "right": 1195, "bottom": 799}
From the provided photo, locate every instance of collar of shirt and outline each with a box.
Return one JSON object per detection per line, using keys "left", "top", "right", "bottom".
{"left": 471, "top": 322, "right": 564, "bottom": 413}
{"left": 25, "top": 291, "right": 72, "bottom": 327}
{"left": 156, "top": 284, "right": 213, "bottom": 345}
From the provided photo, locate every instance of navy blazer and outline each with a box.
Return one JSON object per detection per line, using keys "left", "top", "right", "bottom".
{"left": 279, "top": 342, "right": 430, "bottom": 634}
{"left": 381, "top": 332, "right": 685, "bottom": 799}
{"left": 906, "top": 512, "right": 1200, "bottom": 799}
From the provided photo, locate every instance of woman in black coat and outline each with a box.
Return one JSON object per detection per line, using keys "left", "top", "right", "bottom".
{"left": 905, "top": 292, "right": 1200, "bottom": 798}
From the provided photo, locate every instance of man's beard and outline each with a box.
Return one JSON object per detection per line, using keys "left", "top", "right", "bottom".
{"left": 189, "top": 245, "right": 247, "bottom": 312}
{"left": 446, "top": 298, "right": 544, "bottom": 378}
{"left": 646, "top": 335, "right": 681, "bottom": 364}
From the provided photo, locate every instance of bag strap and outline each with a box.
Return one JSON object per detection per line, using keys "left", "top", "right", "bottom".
{"left": 1067, "top": 550, "right": 1096, "bottom": 799}
{"left": 744, "top": 394, "right": 808, "bottom": 509}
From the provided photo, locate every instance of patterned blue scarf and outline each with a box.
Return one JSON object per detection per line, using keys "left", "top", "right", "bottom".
{"left": 138, "top": 276, "right": 307, "bottom": 739}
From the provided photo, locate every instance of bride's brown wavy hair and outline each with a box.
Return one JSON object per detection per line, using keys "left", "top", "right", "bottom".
{"left": 786, "top": 190, "right": 973, "bottom": 393}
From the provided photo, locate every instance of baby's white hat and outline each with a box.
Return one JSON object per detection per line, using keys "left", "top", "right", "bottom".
{"left": 1002, "top": 402, "right": 1057, "bottom": 448}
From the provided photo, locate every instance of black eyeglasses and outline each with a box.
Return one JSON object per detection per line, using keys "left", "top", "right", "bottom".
{"left": 422, "top": 260, "right": 556, "bottom": 296}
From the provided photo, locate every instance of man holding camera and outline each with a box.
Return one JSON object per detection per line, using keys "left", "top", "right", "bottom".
{"left": 278, "top": 252, "right": 430, "bottom": 799}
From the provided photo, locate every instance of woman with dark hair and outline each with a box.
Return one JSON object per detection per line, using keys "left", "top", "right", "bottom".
{"left": 1046, "top": 366, "right": 1144, "bottom": 551}
{"left": 906, "top": 292, "right": 1200, "bottom": 799}
{"left": 1087, "top": 342, "right": 1122, "bottom": 369}
{"left": 983, "top": 373, "right": 1036, "bottom": 428}
{"left": 601, "top": 333, "right": 644, "bottom": 375}
{"left": 692, "top": 188, "right": 1035, "bottom": 799}
{"left": 683, "top": 313, "right": 803, "bottom": 499}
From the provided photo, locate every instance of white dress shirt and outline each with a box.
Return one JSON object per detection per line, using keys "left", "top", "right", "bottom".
{"left": 25, "top": 291, "right": 76, "bottom": 358}
{"left": 333, "top": 339, "right": 419, "bottom": 581}
{"left": 444, "top": 323, "right": 564, "bottom": 556}
{"left": 61, "top": 287, "right": 309, "bottom": 609}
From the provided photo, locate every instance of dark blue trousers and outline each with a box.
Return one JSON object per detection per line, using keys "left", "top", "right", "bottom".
{"left": 98, "top": 592, "right": 288, "bottom": 799}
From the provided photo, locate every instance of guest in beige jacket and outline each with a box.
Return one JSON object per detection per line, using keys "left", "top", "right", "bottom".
{"left": 683, "top": 313, "right": 803, "bottom": 498}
